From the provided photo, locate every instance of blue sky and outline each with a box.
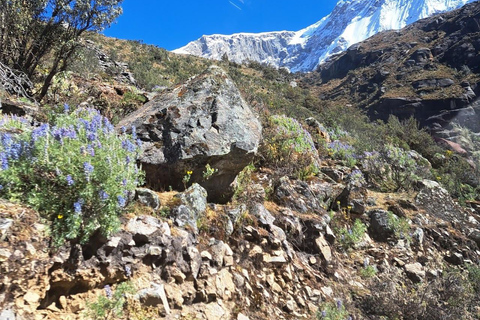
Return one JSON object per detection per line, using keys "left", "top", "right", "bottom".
{"left": 103, "top": 0, "right": 338, "bottom": 51}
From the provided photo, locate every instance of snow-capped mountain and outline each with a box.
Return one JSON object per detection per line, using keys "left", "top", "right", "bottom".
{"left": 173, "top": 0, "right": 475, "bottom": 72}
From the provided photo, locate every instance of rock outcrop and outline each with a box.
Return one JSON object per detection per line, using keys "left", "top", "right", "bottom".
{"left": 117, "top": 65, "right": 262, "bottom": 203}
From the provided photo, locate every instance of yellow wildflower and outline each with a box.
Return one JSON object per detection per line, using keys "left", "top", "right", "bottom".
{"left": 57, "top": 214, "right": 64, "bottom": 219}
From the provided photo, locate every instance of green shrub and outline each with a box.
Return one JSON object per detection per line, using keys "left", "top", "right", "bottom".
{"left": 317, "top": 300, "right": 350, "bottom": 320}
{"left": 359, "top": 265, "right": 377, "bottom": 279}
{"left": 387, "top": 211, "right": 411, "bottom": 241}
{"left": 259, "top": 115, "right": 319, "bottom": 180}
{"left": 362, "top": 144, "right": 421, "bottom": 191}
{"left": 0, "top": 107, "right": 144, "bottom": 246}
{"left": 86, "top": 282, "right": 135, "bottom": 320}
{"left": 336, "top": 219, "right": 367, "bottom": 251}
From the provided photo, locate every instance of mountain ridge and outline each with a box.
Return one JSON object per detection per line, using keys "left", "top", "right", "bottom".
{"left": 174, "top": 0, "right": 474, "bottom": 72}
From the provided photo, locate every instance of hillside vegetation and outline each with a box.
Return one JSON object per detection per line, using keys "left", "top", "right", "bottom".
{"left": 0, "top": 2, "right": 479, "bottom": 320}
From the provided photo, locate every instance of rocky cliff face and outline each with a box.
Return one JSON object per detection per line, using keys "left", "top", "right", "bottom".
{"left": 308, "top": 0, "right": 480, "bottom": 141}
{"left": 174, "top": 0, "right": 474, "bottom": 72}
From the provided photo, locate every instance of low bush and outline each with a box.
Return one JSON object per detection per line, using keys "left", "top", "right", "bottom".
{"left": 0, "top": 107, "right": 144, "bottom": 246}
{"left": 258, "top": 115, "right": 319, "bottom": 180}
{"left": 362, "top": 144, "right": 423, "bottom": 191}
{"left": 336, "top": 219, "right": 367, "bottom": 251}
{"left": 317, "top": 300, "right": 350, "bottom": 320}
{"left": 86, "top": 282, "right": 135, "bottom": 320}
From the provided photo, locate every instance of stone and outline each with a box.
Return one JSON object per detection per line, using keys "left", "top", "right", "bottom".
{"left": 105, "top": 236, "right": 122, "bottom": 250}
{"left": 210, "top": 240, "right": 228, "bottom": 267}
{"left": 164, "top": 283, "right": 184, "bottom": 308}
{"left": 263, "top": 254, "right": 287, "bottom": 264}
{"left": 136, "top": 283, "right": 171, "bottom": 314}
{"left": 215, "top": 269, "right": 235, "bottom": 300}
{"left": 147, "top": 246, "right": 163, "bottom": 256}
{"left": 135, "top": 187, "right": 161, "bottom": 210}
{"left": 415, "top": 180, "right": 466, "bottom": 223}
{"left": 117, "top": 66, "right": 262, "bottom": 203}
{"left": 445, "top": 252, "right": 464, "bottom": 265}
{"left": 314, "top": 234, "right": 332, "bottom": 262}
{"left": 0, "top": 218, "right": 13, "bottom": 241}
{"left": 201, "top": 250, "right": 213, "bottom": 260}
{"left": 405, "top": 262, "right": 425, "bottom": 283}
{"left": 368, "top": 209, "right": 394, "bottom": 242}
{"left": 273, "top": 176, "right": 324, "bottom": 214}
{"left": 0, "top": 249, "right": 11, "bottom": 262}
{"left": 412, "top": 227, "right": 424, "bottom": 246}
{"left": 0, "top": 309, "right": 15, "bottom": 320}
{"left": 237, "top": 313, "right": 250, "bottom": 320}
{"left": 126, "top": 215, "right": 164, "bottom": 243}
{"left": 250, "top": 203, "right": 275, "bottom": 226}
{"left": 172, "top": 183, "right": 208, "bottom": 232}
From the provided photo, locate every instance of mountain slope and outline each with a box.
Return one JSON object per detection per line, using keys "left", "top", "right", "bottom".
{"left": 174, "top": 0, "right": 474, "bottom": 72}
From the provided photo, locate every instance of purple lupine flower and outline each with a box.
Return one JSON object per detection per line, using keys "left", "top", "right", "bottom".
{"left": 87, "top": 145, "right": 95, "bottom": 157}
{"left": 87, "top": 132, "right": 96, "bottom": 141}
{"left": 117, "top": 195, "right": 126, "bottom": 207}
{"left": 31, "top": 123, "right": 49, "bottom": 142}
{"left": 131, "top": 126, "right": 137, "bottom": 140}
{"left": 136, "top": 139, "right": 142, "bottom": 147}
{"left": 66, "top": 175, "right": 74, "bottom": 186}
{"left": 99, "top": 190, "right": 109, "bottom": 200}
{"left": 64, "top": 103, "right": 70, "bottom": 113}
{"left": 121, "top": 126, "right": 126, "bottom": 134}
{"left": 122, "top": 140, "right": 136, "bottom": 152}
{"left": 122, "top": 178, "right": 127, "bottom": 186}
{"left": 83, "top": 162, "right": 94, "bottom": 181}
{"left": 0, "top": 185, "right": 3, "bottom": 190}
{"left": 0, "top": 152, "right": 8, "bottom": 170}
{"left": 125, "top": 155, "right": 131, "bottom": 165}
{"left": 74, "top": 200, "right": 82, "bottom": 213}
{"left": 104, "top": 285, "right": 112, "bottom": 298}
{"left": 124, "top": 265, "right": 132, "bottom": 278}
{"left": 337, "top": 300, "right": 343, "bottom": 310}
{"left": 321, "top": 310, "right": 327, "bottom": 318}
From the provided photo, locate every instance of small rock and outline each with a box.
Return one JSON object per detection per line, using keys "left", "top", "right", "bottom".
{"left": 445, "top": 252, "right": 464, "bottom": 265}
{"left": 0, "top": 309, "right": 15, "bottom": 320}
{"left": 320, "top": 286, "right": 333, "bottom": 297}
{"left": 405, "top": 262, "right": 425, "bottom": 283}
{"left": 105, "top": 236, "right": 122, "bottom": 249}
{"left": 237, "top": 313, "right": 250, "bottom": 320}
{"left": 0, "top": 218, "right": 13, "bottom": 241}
{"left": 59, "top": 296, "right": 67, "bottom": 309}
{"left": 201, "top": 251, "right": 213, "bottom": 260}
{"left": 136, "top": 283, "right": 170, "bottom": 314}
{"left": 308, "top": 256, "right": 317, "bottom": 265}
{"left": 135, "top": 187, "right": 161, "bottom": 210}
{"left": 147, "top": 246, "right": 163, "bottom": 256}
{"left": 251, "top": 203, "right": 275, "bottom": 226}
{"left": 412, "top": 227, "right": 424, "bottom": 246}
{"left": 284, "top": 299, "right": 297, "bottom": 313}
{"left": 0, "top": 249, "right": 12, "bottom": 262}
{"left": 314, "top": 234, "right": 332, "bottom": 262}
{"left": 263, "top": 254, "right": 287, "bottom": 264}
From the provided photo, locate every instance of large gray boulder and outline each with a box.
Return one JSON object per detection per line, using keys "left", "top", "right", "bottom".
{"left": 117, "top": 65, "right": 262, "bottom": 203}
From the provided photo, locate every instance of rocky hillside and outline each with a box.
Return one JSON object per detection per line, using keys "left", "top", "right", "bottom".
{"left": 1, "top": 62, "right": 480, "bottom": 320}
{"left": 309, "top": 0, "right": 480, "bottom": 138}
{"left": 1, "top": 3, "right": 480, "bottom": 320}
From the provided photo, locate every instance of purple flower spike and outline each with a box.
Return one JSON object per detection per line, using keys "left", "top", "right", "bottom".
{"left": 104, "top": 285, "right": 112, "bottom": 298}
